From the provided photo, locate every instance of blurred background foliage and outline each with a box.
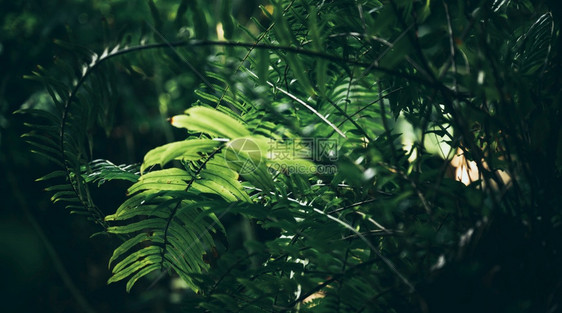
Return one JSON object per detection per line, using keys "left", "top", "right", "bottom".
{"left": 0, "top": 0, "right": 264, "bottom": 312}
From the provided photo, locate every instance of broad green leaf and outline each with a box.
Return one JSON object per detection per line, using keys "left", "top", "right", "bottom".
{"left": 44, "top": 184, "right": 72, "bottom": 192}
{"left": 35, "top": 170, "right": 67, "bottom": 182}
{"left": 193, "top": 179, "right": 239, "bottom": 202}
{"left": 109, "top": 232, "right": 164, "bottom": 268}
{"left": 30, "top": 149, "right": 65, "bottom": 167}
{"left": 105, "top": 203, "right": 171, "bottom": 221}
{"left": 170, "top": 106, "right": 250, "bottom": 139}
{"left": 127, "top": 168, "right": 191, "bottom": 195}
{"left": 107, "top": 219, "right": 168, "bottom": 234}
{"left": 199, "top": 159, "right": 251, "bottom": 202}
{"left": 141, "top": 139, "right": 220, "bottom": 173}
{"left": 111, "top": 246, "right": 162, "bottom": 274}
{"left": 194, "top": 90, "right": 220, "bottom": 104}
{"left": 51, "top": 191, "right": 79, "bottom": 202}
{"left": 106, "top": 190, "right": 159, "bottom": 220}
{"left": 125, "top": 263, "right": 162, "bottom": 292}
{"left": 109, "top": 254, "right": 161, "bottom": 285}
{"left": 167, "top": 223, "right": 209, "bottom": 270}
{"left": 176, "top": 207, "right": 219, "bottom": 244}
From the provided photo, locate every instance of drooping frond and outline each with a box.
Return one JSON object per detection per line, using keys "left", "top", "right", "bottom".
{"left": 104, "top": 105, "right": 313, "bottom": 291}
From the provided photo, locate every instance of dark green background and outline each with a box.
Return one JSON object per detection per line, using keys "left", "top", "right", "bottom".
{"left": 0, "top": 1, "right": 263, "bottom": 312}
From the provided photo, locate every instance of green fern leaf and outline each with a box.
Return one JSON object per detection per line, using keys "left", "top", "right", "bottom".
{"left": 105, "top": 196, "right": 171, "bottom": 222}
{"left": 127, "top": 168, "right": 192, "bottom": 195}
{"left": 107, "top": 219, "right": 168, "bottom": 234}
{"left": 141, "top": 139, "right": 221, "bottom": 173}
{"left": 197, "top": 158, "right": 252, "bottom": 202}
{"left": 84, "top": 159, "right": 139, "bottom": 187}
{"left": 35, "top": 170, "right": 67, "bottom": 182}
{"left": 106, "top": 191, "right": 225, "bottom": 292}
{"left": 170, "top": 106, "right": 250, "bottom": 138}
{"left": 108, "top": 232, "right": 164, "bottom": 268}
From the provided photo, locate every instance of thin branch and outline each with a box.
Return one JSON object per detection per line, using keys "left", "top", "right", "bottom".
{"left": 377, "top": 80, "right": 398, "bottom": 163}
{"left": 335, "top": 87, "right": 403, "bottom": 130}
{"left": 325, "top": 97, "right": 370, "bottom": 141}
{"left": 277, "top": 256, "right": 396, "bottom": 311}
{"left": 327, "top": 198, "right": 378, "bottom": 214}
{"left": 387, "top": 0, "right": 439, "bottom": 85}
{"left": 245, "top": 68, "right": 347, "bottom": 138}
{"left": 327, "top": 198, "right": 391, "bottom": 233}
{"left": 441, "top": 0, "right": 459, "bottom": 93}
{"left": 379, "top": 161, "right": 433, "bottom": 215}
{"left": 145, "top": 21, "right": 214, "bottom": 90}
{"left": 340, "top": 229, "right": 398, "bottom": 240}
{"left": 217, "top": 0, "right": 297, "bottom": 110}
{"left": 311, "top": 207, "right": 415, "bottom": 292}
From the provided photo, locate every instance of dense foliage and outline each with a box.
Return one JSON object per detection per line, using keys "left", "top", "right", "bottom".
{"left": 18, "top": 0, "right": 562, "bottom": 312}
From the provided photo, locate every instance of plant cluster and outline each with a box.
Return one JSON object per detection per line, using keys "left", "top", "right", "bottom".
{"left": 20, "top": 0, "right": 562, "bottom": 312}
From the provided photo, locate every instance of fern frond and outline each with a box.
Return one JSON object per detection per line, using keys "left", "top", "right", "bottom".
{"left": 513, "top": 12, "right": 554, "bottom": 75}
{"left": 84, "top": 159, "right": 140, "bottom": 187}
{"left": 170, "top": 106, "right": 251, "bottom": 138}
{"left": 105, "top": 106, "right": 256, "bottom": 291}
{"left": 140, "top": 139, "right": 221, "bottom": 173}
{"left": 105, "top": 187, "right": 222, "bottom": 292}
